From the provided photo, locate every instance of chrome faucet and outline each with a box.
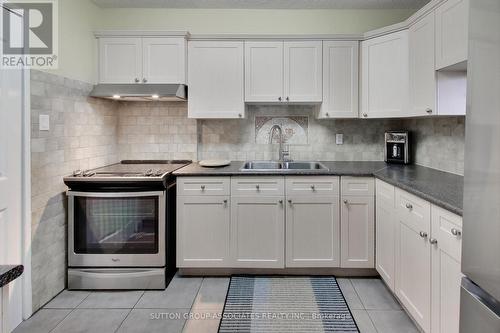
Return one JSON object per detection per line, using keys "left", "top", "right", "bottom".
{"left": 269, "top": 124, "right": 291, "bottom": 161}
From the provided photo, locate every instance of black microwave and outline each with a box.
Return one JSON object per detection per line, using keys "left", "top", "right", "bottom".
{"left": 385, "top": 131, "right": 410, "bottom": 164}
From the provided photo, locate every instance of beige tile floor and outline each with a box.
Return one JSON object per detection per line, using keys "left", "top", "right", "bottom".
{"left": 14, "top": 276, "right": 419, "bottom": 333}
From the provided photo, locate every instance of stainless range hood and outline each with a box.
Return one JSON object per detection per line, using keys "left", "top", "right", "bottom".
{"left": 89, "top": 84, "right": 187, "bottom": 101}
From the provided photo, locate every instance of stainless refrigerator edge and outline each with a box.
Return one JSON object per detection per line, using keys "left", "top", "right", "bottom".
{"left": 460, "top": 0, "right": 500, "bottom": 331}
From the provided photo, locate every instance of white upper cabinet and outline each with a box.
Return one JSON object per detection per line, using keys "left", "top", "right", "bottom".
{"left": 98, "top": 36, "right": 186, "bottom": 84}
{"left": 244, "top": 42, "right": 284, "bottom": 103}
{"left": 409, "top": 12, "right": 437, "bottom": 116}
{"left": 188, "top": 41, "right": 245, "bottom": 119}
{"left": 319, "top": 41, "right": 359, "bottom": 119}
{"left": 283, "top": 41, "right": 323, "bottom": 102}
{"left": 99, "top": 37, "right": 142, "bottom": 84}
{"left": 142, "top": 37, "right": 186, "bottom": 84}
{"left": 361, "top": 30, "right": 409, "bottom": 118}
{"left": 435, "top": 0, "right": 469, "bottom": 69}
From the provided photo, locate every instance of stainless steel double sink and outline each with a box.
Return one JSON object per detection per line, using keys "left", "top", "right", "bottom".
{"left": 240, "top": 161, "right": 329, "bottom": 171}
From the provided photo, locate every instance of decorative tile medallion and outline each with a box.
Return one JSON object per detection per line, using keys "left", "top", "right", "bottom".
{"left": 255, "top": 116, "right": 308, "bottom": 144}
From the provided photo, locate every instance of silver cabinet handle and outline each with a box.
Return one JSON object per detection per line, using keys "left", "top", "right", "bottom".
{"left": 363, "top": 113, "right": 368, "bottom": 118}
{"left": 256, "top": 185, "right": 260, "bottom": 191}
{"left": 278, "top": 97, "right": 282, "bottom": 101}
{"left": 200, "top": 185, "right": 205, "bottom": 191}
{"left": 419, "top": 231, "right": 428, "bottom": 238}
{"left": 426, "top": 108, "right": 433, "bottom": 114}
{"left": 406, "top": 203, "right": 413, "bottom": 210}
{"left": 451, "top": 228, "right": 462, "bottom": 236}
{"left": 311, "top": 185, "right": 316, "bottom": 191}
{"left": 429, "top": 238, "right": 438, "bottom": 245}
{"left": 279, "top": 199, "right": 283, "bottom": 205}
{"left": 325, "top": 112, "right": 329, "bottom": 117}
{"left": 238, "top": 113, "right": 242, "bottom": 118}
{"left": 142, "top": 78, "right": 147, "bottom": 83}
{"left": 286, "top": 96, "right": 290, "bottom": 101}
{"left": 288, "top": 199, "right": 292, "bottom": 204}
{"left": 343, "top": 199, "right": 348, "bottom": 204}
{"left": 223, "top": 199, "right": 228, "bottom": 206}
{"left": 134, "top": 78, "right": 140, "bottom": 83}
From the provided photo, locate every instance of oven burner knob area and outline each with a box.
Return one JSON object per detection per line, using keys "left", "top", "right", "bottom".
{"left": 144, "top": 169, "right": 153, "bottom": 177}
{"left": 72, "top": 169, "right": 83, "bottom": 177}
{"left": 154, "top": 169, "right": 163, "bottom": 176}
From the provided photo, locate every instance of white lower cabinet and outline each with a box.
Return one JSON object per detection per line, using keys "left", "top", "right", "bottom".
{"left": 286, "top": 196, "right": 340, "bottom": 267}
{"left": 431, "top": 206, "right": 463, "bottom": 333}
{"left": 375, "top": 179, "right": 396, "bottom": 291}
{"left": 231, "top": 196, "right": 285, "bottom": 268}
{"left": 176, "top": 195, "right": 230, "bottom": 267}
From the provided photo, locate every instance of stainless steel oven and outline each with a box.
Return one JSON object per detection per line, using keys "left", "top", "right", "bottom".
{"left": 68, "top": 191, "right": 166, "bottom": 268}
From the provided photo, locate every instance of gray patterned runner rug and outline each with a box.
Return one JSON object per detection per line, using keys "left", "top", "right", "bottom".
{"left": 218, "top": 276, "right": 359, "bottom": 333}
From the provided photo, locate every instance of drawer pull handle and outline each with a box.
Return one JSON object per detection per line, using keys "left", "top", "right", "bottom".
{"left": 288, "top": 199, "right": 292, "bottom": 205}
{"left": 429, "top": 238, "right": 438, "bottom": 245}
{"left": 451, "top": 228, "right": 462, "bottom": 236}
{"left": 200, "top": 185, "right": 206, "bottom": 191}
{"left": 256, "top": 185, "right": 260, "bottom": 191}
{"left": 311, "top": 185, "right": 316, "bottom": 191}
{"left": 419, "top": 231, "right": 428, "bottom": 238}
{"left": 406, "top": 203, "right": 413, "bottom": 210}
{"left": 343, "top": 199, "right": 348, "bottom": 204}
{"left": 223, "top": 199, "right": 228, "bottom": 204}
{"left": 279, "top": 200, "right": 283, "bottom": 205}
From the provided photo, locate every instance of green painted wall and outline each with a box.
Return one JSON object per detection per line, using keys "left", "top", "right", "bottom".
{"left": 46, "top": 0, "right": 416, "bottom": 83}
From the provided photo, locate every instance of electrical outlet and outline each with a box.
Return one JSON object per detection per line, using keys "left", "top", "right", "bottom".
{"left": 336, "top": 133, "right": 343, "bottom": 145}
{"left": 39, "top": 115, "right": 50, "bottom": 131}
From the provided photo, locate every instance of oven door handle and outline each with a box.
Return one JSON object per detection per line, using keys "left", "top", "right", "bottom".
{"left": 67, "top": 191, "right": 165, "bottom": 198}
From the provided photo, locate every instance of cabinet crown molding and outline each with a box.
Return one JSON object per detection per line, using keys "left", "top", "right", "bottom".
{"left": 94, "top": 30, "right": 190, "bottom": 38}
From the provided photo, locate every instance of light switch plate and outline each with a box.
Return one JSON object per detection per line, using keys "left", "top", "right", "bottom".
{"left": 39, "top": 115, "right": 50, "bottom": 131}
{"left": 336, "top": 133, "right": 343, "bottom": 145}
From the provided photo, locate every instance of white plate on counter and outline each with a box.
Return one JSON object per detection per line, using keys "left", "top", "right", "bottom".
{"left": 199, "top": 160, "right": 231, "bottom": 167}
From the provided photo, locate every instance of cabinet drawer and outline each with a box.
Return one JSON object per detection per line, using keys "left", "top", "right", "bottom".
{"left": 395, "top": 188, "right": 431, "bottom": 233}
{"left": 341, "top": 177, "right": 374, "bottom": 196}
{"left": 431, "top": 205, "right": 462, "bottom": 262}
{"left": 177, "top": 177, "right": 230, "bottom": 196}
{"left": 231, "top": 177, "right": 284, "bottom": 196}
{"left": 286, "top": 176, "right": 339, "bottom": 196}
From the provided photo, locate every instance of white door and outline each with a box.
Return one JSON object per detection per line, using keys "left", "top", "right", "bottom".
{"left": 340, "top": 196, "right": 374, "bottom": 268}
{"left": 0, "top": 68, "right": 24, "bottom": 331}
{"left": 361, "top": 30, "right": 409, "bottom": 118}
{"left": 435, "top": 0, "right": 469, "bottom": 69}
{"left": 319, "top": 41, "right": 359, "bottom": 118}
{"left": 176, "top": 196, "right": 230, "bottom": 267}
{"left": 286, "top": 196, "right": 340, "bottom": 267}
{"left": 375, "top": 180, "right": 396, "bottom": 291}
{"left": 99, "top": 37, "right": 142, "bottom": 84}
{"left": 409, "top": 12, "right": 437, "bottom": 116}
{"left": 142, "top": 37, "right": 186, "bottom": 84}
{"left": 188, "top": 41, "right": 245, "bottom": 118}
{"left": 283, "top": 41, "right": 322, "bottom": 102}
{"left": 244, "top": 41, "right": 284, "bottom": 102}
{"left": 231, "top": 197, "right": 284, "bottom": 268}
{"left": 431, "top": 206, "right": 463, "bottom": 333}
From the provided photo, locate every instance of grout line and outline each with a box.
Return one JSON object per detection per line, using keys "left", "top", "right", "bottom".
{"left": 113, "top": 308, "right": 134, "bottom": 333}
{"left": 132, "top": 290, "right": 146, "bottom": 309}
{"left": 349, "top": 278, "right": 367, "bottom": 310}
{"left": 180, "top": 277, "right": 205, "bottom": 332}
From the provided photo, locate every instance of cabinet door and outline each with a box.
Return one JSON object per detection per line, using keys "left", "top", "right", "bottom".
{"left": 188, "top": 41, "right": 244, "bottom": 118}
{"left": 283, "top": 41, "right": 322, "bottom": 102}
{"left": 361, "top": 30, "right": 409, "bottom": 118}
{"left": 286, "top": 196, "right": 340, "bottom": 267}
{"left": 340, "top": 195, "right": 374, "bottom": 268}
{"left": 231, "top": 197, "right": 284, "bottom": 268}
{"left": 409, "top": 12, "right": 437, "bottom": 116}
{"left": 431, "top": 206, "right": 463, "bottom": 333}
{"left": 142, "top": 37, "right": 186, "bottom": 84}
{"left": 319, "top": 41, "right": 359, "bottom": 118}
{"left": 435, "top": 0, "right": 469, "bottom": 69}
{"left": 375, "top": 180, "right": 396, "bottom": 292}
{"left": 244, "top": 41, "right": 284, "bottom": 102}
{"left": 99, "top": 37, "right": 142, "bottom": 84}
{"left": 177, "top": 196, "right": 230, "bottom": 267}
{"left": 395, "top": 205, "right": 431, "bottom": 332}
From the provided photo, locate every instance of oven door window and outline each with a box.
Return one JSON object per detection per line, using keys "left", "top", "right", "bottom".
{"left": 74, "top": 196, "right": 159, "bottom": 254}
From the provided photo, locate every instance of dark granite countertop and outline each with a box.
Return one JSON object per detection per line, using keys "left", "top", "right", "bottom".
{"left": 173, "top": 161, "right": 464, "bottom": 216}
{"left": 373, "top": 164, "right": 464, "bottom": 216}
{"left": 0, "top": 265, "right": 23, "bottom": 288}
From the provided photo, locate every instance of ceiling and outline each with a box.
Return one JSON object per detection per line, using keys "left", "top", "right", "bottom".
{"left": 92, "top": 0, "right": 430, "bottom": 10}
